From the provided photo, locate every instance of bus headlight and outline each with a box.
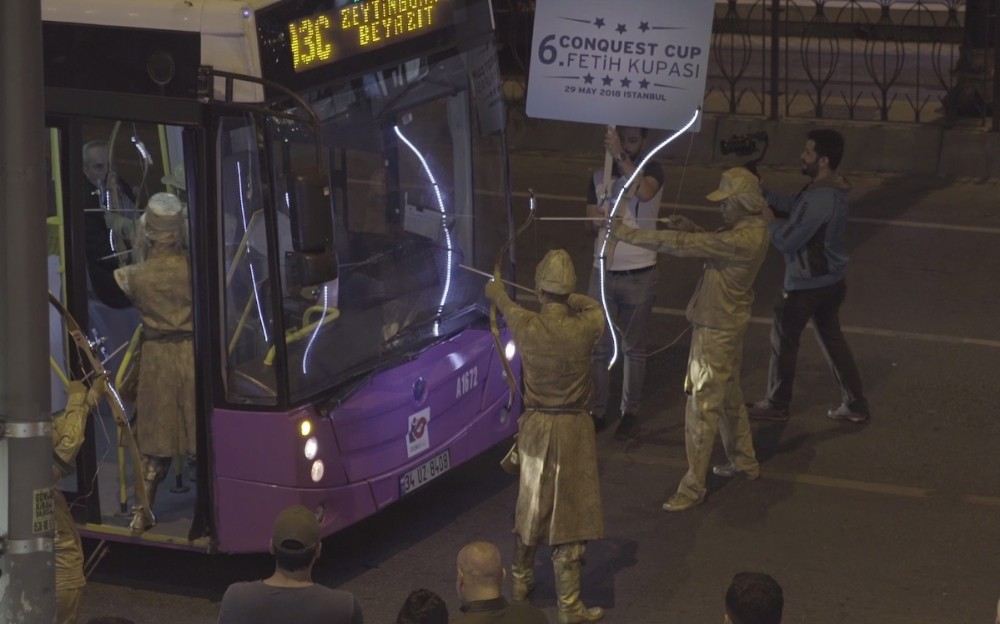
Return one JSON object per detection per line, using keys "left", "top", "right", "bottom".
{"left": 504, "top": 340, "right": 517, "bottom": 361}
{"left": 310, "top": 459, "right": 325, "bottom": 482}
{"left": 299, "top": 419, "right": 312, "bottom": 437}
{"left": 304, "top": 436, "right": 319, "bottom": 460}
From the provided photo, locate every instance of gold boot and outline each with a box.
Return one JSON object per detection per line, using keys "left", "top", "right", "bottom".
{"left": 553, "top": 543, "right": 603, "bottom": 623}
{"left": 511, "top": 535, "right": 537, "bottom": 601}
{"left": 130, "top": 455, "right": 168, "bottom": 532}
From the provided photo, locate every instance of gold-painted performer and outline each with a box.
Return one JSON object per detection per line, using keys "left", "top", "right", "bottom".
{"left": 612, "top": 167, "right": 770, "bottom": 512}
{"left": 52, "top": 381, "right": 99, "bottom": 624}
{"left": 484, "top": 249, "right": 605, "bottom": 623}
{"left": 114, "top": 192, "right": 195, "bottom": 531}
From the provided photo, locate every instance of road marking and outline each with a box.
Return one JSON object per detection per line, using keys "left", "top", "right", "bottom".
{"left": 963, "top": 494, "right": 1000, "bottom": 507}
{"left": 651, "top": 306, "right": 1000, "bottom": 349}
{"left": 511, "top": 191, "right": 1000, "bottom": 236}
{"left": 605, "top": 451, "right": 1000, "bottom": 507}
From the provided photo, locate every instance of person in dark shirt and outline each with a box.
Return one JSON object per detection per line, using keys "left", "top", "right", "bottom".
{"left": 453, "top": 542, "right": 548, "bottom": 624}
{"left": 82, "top": 140, "right": 135, "bottom": 309}
{"left": 397, "top": 588, "right": 448, "bottom": 624}
{"left": 725, "top": 572, "right": 783, "bottom": 624}
{"left": 81, "top": 140, "right": 141, "bottom": 379}
{"left": 218, "top": 505, "right": 363, "bottom": 624}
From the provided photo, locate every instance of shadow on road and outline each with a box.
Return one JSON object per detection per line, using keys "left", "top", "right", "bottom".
{"left": 85, "top": 442, "right": 518, "bottom": 603}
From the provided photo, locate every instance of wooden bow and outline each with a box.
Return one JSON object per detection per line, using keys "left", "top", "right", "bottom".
{"left": 48, "top": 293, "right": 154, "bottom": 530}
{"left": 489, "top": 191, "right": 537, "bottom": 407}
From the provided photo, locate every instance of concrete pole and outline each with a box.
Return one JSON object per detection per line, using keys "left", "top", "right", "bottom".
{"left": 0, "top": 0, "right": 56, "bottom": 622}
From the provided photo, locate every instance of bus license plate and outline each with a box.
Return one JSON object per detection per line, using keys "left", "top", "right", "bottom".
{"left": 400, "top": 450, "right": 451, "bottom": 496}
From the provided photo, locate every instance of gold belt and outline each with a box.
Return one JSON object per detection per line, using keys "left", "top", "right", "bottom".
{"left": 524, "top": 406, "right": 589, "bottom": 414}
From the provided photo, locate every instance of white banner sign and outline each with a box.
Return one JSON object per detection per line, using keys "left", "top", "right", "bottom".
{"left": 526, "top": 0, "right": 714, "bottom": 131}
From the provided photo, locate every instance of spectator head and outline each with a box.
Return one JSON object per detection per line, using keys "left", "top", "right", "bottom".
{"left": 270, "top": 505, "right": 321, "bottom": 574}
{"left": 396, "top": 588, "right": 449, "bottom": 624}
{"left": 85, "top": 618, "right": 136, "bottom": 624}
{"left": 82, "top": 140, "right": 110, "bottom": 187}
{"left": 801, "top": 129, "right": 845, "bottom": 177}
{"left": 456, "top": 541, "right": 505, "bottom": 603}
{"left": 617, "top": 126, "right": 650, "bottom": 158}
{"left": 725, "top": 572, "right": 783, "bottom": 624}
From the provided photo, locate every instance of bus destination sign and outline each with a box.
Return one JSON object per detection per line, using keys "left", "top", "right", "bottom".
{"left": 287, "top": 0, "right": 456, "bottom": 73}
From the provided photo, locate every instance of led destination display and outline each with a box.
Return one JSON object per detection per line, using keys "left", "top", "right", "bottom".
{"left": 287, "top": 0, "right": 455, "bottom": 73}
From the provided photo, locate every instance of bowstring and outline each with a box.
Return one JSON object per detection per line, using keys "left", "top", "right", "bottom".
{"left": 644, "top": 128, "right": 697, "bottom": 358}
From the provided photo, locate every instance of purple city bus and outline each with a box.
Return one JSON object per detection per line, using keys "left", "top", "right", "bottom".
{"left": 44, "top": 0, "right": 521, "bottom": 553}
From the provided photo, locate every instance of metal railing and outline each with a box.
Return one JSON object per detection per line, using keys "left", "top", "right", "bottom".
{"left": 494, "top": 1, "right": 1000, "bottom": 129}
{"left": 709, "top": 0, "right": 1000, "bottom": 127}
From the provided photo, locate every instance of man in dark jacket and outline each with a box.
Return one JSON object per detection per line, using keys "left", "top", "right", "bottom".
{"left": 453, "top": 542, "right": 548, "bottom": 624}
{"left": 748, "top": 129, "right": 870, "bottom": 424}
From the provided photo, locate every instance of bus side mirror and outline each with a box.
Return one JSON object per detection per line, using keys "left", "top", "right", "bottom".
{"left": 285, "top": 167, "right": 337, "bottom": 295}
{"left": 290, "top": 167, "right": 333, "bottom": 252}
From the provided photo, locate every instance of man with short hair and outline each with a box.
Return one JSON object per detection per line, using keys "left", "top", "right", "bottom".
{"left": 586, "top": 126, "right": 664, "bottom": 439}
{"left": 396, "top": 589, "right": 448, "bottom": 624}
{"left": 218, "top": 505, "right": 363, "bottom": 624}
{"left": 485, "top": 250, "right": 605, "bottom": 622}
{"left": 748, "top": 129, "right": 871, "bottom": 424}
{"left": 724, "top": 572, "right": 783, "bottom": 624}
{"left": 453, "top": 542, "right": 548, "bottom": 624}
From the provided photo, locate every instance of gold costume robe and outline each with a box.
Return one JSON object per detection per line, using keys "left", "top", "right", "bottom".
{"left": 53, "top": 382, "right": 92, "bottom": 624}
{"left": 488, "top": 290, "right": 605, "bottom": 546}
{"left": 115, "top": 250, "right": 196, "bottom": 457}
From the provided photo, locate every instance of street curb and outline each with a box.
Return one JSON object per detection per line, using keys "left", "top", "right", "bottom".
{"left": 504, "top": 105, "right": 1000, "bottom": 178}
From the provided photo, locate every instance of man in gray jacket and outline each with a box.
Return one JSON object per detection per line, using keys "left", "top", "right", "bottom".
{"left": 748, "top": 129, "right": 870, "bottom": 424}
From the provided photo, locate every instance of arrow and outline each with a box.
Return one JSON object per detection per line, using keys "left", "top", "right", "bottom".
{"left": 458, "top": 264, "right": 536, "bottom": 296}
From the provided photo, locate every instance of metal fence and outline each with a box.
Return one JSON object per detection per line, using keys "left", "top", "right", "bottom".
{"left": 494, "top": 1, "right": 1000, "bottom": 129}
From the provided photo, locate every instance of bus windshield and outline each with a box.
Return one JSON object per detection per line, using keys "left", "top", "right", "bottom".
{"left": 222, "top": 50, "right": 509, "bottom": 404}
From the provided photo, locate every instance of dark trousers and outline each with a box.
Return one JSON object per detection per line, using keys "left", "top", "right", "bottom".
{"left": 766, "top": 280, "right": 868, "bottom": 413}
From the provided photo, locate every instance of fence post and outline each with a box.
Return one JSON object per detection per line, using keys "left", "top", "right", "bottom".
{"left": 993, "top": 0, "right": 1000, "bottom": 130}
{"left": 769, "top": 0, "right": 781, "bottom": 120}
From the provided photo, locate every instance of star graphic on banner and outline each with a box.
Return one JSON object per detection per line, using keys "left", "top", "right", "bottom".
{"left": 594, "top": 17, "right": 605, "bottom": 28}
{"left": 616, "top": 23, "right": 628, "bottom": 35}
{"left": 621, "top": 77, "right": 632, "bottom": 88}
{"left": 602, "top": 75, "right": 613, "bottom": 86}
{"left": 639, "top": 21, "right": 650, "bottom": 32}
{"left": 639, "top": 78, "right": 650, "bottom": 89}
{"left": 583, "top": 73, "right": 595, "bottom": 85}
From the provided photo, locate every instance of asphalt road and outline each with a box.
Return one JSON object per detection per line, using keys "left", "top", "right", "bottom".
{"left": 77, "top": 152, "right": 1000, "bottom": 623}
